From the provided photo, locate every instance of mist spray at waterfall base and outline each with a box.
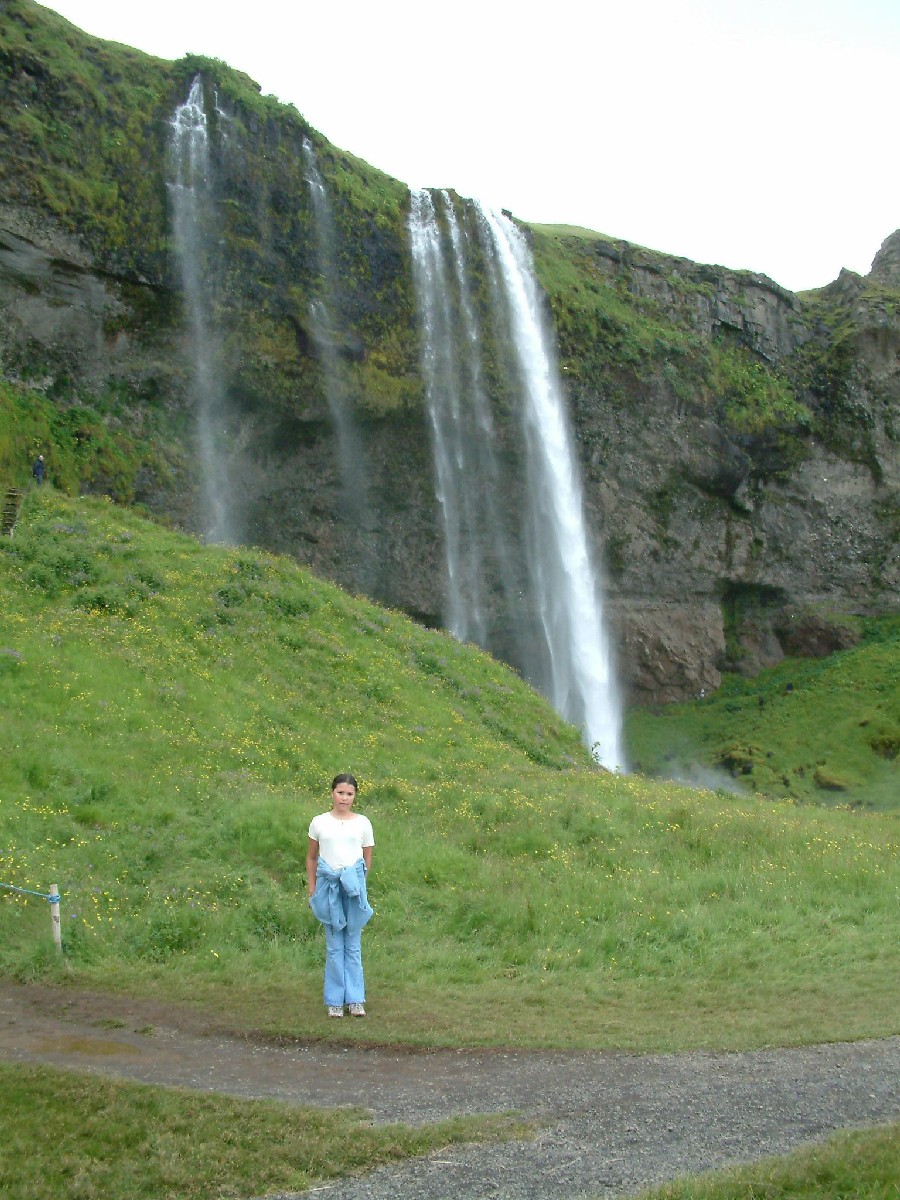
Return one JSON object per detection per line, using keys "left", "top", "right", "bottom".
{"left": 410, "top": 192, "right": 624, "bottom": 770}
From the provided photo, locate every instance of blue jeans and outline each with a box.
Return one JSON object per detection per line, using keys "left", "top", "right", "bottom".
{"left": 322, "top": 889, "right": 365, "bottom": 1006}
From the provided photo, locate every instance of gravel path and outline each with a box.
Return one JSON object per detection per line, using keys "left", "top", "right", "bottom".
{"left": 2, "top": 983, "right": 898, "bottom": 1200}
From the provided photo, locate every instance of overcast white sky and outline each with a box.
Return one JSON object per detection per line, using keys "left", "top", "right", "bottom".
{"left": 40, "top": 0, "right": 900, "bottom": 292}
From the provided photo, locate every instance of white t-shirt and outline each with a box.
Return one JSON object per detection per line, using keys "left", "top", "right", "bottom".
{"left": 308, "top": 812, "right": 375, "bottom": 870}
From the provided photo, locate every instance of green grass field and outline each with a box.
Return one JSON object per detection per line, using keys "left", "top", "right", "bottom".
{"left": 1, "top": 487, "right": 897, "bottom": 1055}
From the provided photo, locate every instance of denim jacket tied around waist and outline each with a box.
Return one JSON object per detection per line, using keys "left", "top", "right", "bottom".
{"left": 309, "top": 858, "right": 372, "bottom": 932}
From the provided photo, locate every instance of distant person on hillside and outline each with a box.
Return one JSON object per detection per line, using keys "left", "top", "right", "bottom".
{"left": 306, "top": 773, "right": 374, "bottom": 1018}
{"left": 32, "top": 454, "right": 45, "bottom": 485}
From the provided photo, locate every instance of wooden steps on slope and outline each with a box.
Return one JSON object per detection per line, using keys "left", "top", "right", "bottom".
{"left": 1, "top": 487, "right": 25, "bottom": 536}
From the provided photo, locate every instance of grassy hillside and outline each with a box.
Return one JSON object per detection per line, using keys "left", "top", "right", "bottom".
{"left": 1, "top": 488, "right": 897, "bottom": 1051}
{"left": 0, "top": 377, "right": 184, "bottom": 499}
{"left": 626, "top": 617, "right": 900, "bottom": 812}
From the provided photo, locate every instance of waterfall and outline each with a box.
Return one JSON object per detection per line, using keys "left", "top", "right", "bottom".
{"left": 302, "top": 138, "right": 372, "bottom": 585}
{"left": 409, "top": 189, "right": 482, "bottom": 641}
{"left": 478, "top": 206, "right": 623, "bottom": 769}
{"left": 409, "top": 191, "right": 624, "bottom": 770}
{"left": 168, "top": 77, "right": 234, "bottom": 544}
{"left": 440, "top": 194, "right": 523, "bottom": 646}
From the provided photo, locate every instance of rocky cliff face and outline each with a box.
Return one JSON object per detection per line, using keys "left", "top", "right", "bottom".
{"left": 1, "top": 0, "right": 897, "bottom": 706}
{"left": 544, "top": 234, "right": 899, "bottom": 700}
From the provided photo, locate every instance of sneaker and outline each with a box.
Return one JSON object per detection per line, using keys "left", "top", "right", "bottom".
{"left": 348, "top": 1003, "right": 366, "bottom": 1017}
{"left": 327, "top": 1006, "right": 344, "bottom": 1018}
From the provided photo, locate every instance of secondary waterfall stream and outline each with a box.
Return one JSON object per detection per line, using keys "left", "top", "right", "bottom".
{"left": 302, "top": 139, "right": 372, "bottom": 585}
{"left": 169, "top": 77, "right": 234, "bottom": 544}
{"left": 410, "top": 191, "right": 624, "bottom": 769}
{"left": 409, "top": 190, "right": 486, "bottom": 643}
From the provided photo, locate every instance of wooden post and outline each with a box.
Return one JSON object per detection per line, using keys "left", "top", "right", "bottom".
{"left": 49, "top": 883, "right": 61, "bottom": 952}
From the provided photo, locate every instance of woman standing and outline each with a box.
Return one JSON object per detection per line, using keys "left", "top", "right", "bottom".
{"left": 307, "top": 774, "right": 374, "bottom": 1017}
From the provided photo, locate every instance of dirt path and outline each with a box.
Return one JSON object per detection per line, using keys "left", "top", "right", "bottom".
{"left": 2, "top": 982, "right": 898, "bottom": 1200}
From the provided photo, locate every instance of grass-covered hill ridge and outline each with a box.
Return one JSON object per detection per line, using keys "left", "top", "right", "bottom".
{"left": 1, "top": 489, "right": 897, "bottom": 1052}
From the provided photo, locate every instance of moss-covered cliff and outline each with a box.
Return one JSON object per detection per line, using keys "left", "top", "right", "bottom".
{"left": 528, "top": 226, "right": 899, "bottom": 697}
{"left": 1, "top": 0, "right": 897, "bottom": 703}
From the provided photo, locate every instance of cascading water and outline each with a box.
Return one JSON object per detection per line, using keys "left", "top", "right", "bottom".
{"left": 409, "top": 190, "right": 521, "bottom": 647}
{"left": 409, "top": 189, "right": 483, "bottom": 641}
{"left": 478, "top": 206, "right": 623, "bottom": 769}
{"left": 440, "top": 193, "right": 523, "bottom": 645}
{"left": 168, "top": 77, "right": 234, "bottom": 544}
{"left": 409, "top": 191, "right": 624, "bottom": 770}
{"left": 302, "top": 138, "right": 372, "bottom": 584}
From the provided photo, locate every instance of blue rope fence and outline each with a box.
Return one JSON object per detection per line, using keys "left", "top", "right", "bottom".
{"left": 1, "top": 882, "right": 63, "bottom": 951}
{"left": 0, "top": 882, "right": 60, "bottom": 902}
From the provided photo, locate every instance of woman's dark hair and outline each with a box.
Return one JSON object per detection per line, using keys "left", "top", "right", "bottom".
{"left": 331, "top": 773, "right": 358, "bottom": 792}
